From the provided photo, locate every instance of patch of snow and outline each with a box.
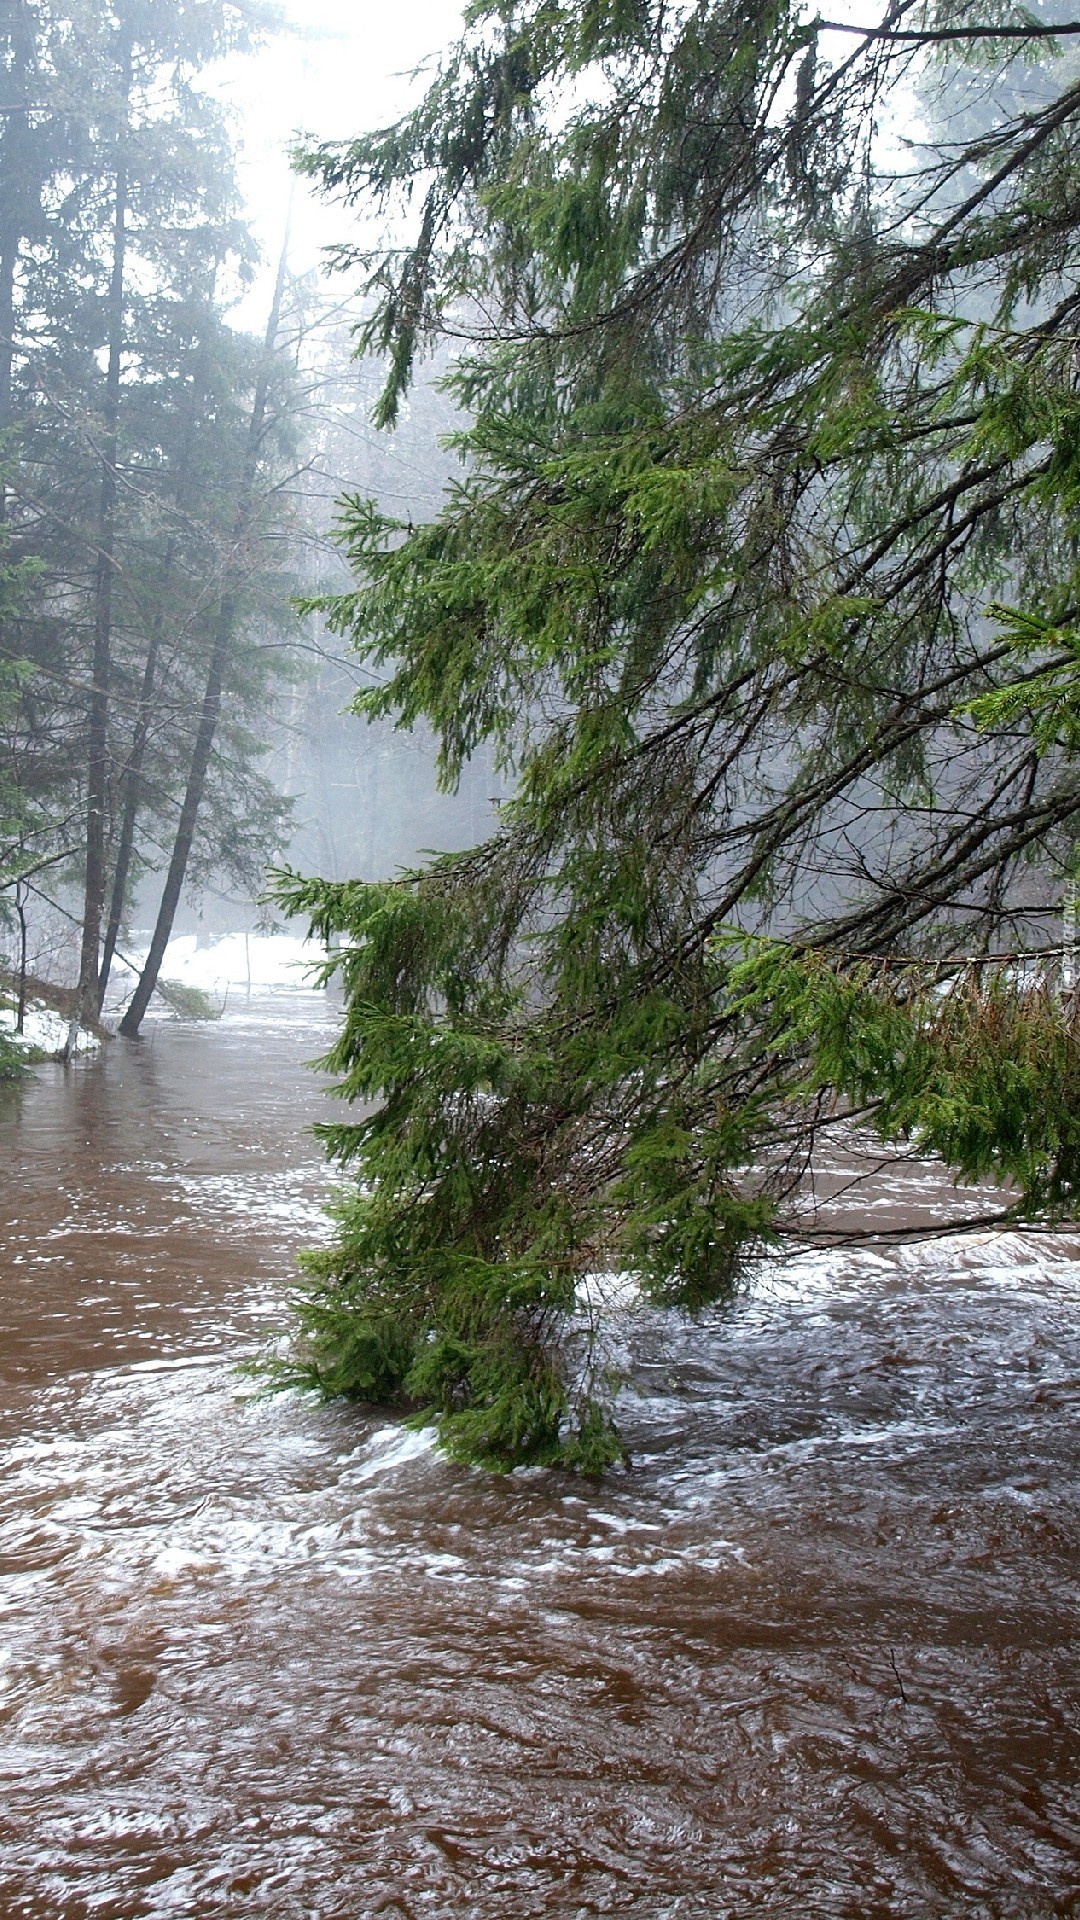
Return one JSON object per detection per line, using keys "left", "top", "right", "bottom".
{"left": 0, "top": 1003, "right": 97, "bottom": 1056}
{"left": 122, "top": 930, "right": 326, "bottom": 997}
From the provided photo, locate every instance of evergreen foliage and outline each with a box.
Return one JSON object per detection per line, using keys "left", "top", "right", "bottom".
{"left": 0, "top": 1026, "right": 26, "bottom": 1080}
{"left": 283, "top": 0, "right": 1080, "bottom": 1466}
{"left": 725, "top": 937, "right": 1080, "bottom": 1217}
{"left": 0, "top": 0, "right": 303, "bottom": 1027}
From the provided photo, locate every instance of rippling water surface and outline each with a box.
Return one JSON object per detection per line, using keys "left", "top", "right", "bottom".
{"left": 1, "top": 994, "right": 1079, "bottom": 1918}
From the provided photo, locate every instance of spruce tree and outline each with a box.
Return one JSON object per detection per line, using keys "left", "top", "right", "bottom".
{"left": 278, "top": 0, "right": 1080, "bottom": 1468}
{"left": 0, "top": 0, "right": 300, "bottom": 1020}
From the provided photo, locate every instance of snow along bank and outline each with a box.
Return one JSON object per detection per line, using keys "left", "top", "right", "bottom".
{"left": 120, "top": 931, "right": 327, "bottom": 1001}
{"left": 0, "top": 1002, "right": 98, "bottom": 1057}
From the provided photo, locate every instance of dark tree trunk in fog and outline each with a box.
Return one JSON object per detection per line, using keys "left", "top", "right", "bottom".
{"left": 96, "top": 591, "right": 163, "bottom": 1009}
{"left": 15, "top": 876, "right": 27, "bottom": 1033}
{"left": 71, "top": 41, "right": 132, "bottom": 1049}
{"left": 0, "top": 224, "right": 15, "bottom": 455}
{"left": 0, "top": 1, "right": 37, "bottom": 493}
{"left": 0, "top": 2, "right": 33, "bottom": 441}
{"left": 97, "top": 332, "right": 213, "bottom": 1009}
{"left": 117, "top": 596, "right": 232, "bottom": 1037}
{"left": 99, "top": 497, "right": 188, "bottom": 1006}
{"left": 119, "top": 231, "right": 288, "bottom": 1038}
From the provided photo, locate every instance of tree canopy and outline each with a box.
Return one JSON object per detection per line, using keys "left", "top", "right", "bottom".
{"left": 278, "top": 0, "right": 1080, "bottom": 1469}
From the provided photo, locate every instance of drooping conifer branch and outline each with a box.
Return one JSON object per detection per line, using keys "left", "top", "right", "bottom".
{"left": 279, "top": 0, "right": 1080, "bottom": 1468}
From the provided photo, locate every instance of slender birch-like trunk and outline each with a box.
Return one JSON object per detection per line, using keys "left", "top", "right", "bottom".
{"left": 69, "top": 39, "right": 132, "bottom": 1052}
{"left": 119, "top": 225, "right": 289, "bottom": 1038}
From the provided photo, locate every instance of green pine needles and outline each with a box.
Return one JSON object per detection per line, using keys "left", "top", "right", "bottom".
{"left": 0, "top": 1024, "right": 26, "bottom": 1081}
{"left": 273, "top": 869, "right": 789, "bottom": 1470}
{"left": 728, "top": 939, "right": 1080, "bottom": 1215}
{"left": 278, "top": 0, "right": 1080, "bottom": 1467}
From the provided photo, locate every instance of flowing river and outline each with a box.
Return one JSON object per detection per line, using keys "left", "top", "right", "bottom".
{"left": 1, "top": 991, "right": 1078, "bottom": 1917}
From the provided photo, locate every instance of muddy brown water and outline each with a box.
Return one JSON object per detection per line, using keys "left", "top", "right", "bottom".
{"left": 1, "top": 992, "right": 1079, "bottom": 1918}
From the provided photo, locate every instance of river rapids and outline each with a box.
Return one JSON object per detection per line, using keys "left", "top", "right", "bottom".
{"left": 1, "top": 992, "right": 1078, "bottom": 1917}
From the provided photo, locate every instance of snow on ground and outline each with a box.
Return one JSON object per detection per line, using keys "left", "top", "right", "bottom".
{"left": 123, "top": 931, "right": 327, "bottom": 998}
{"left": 0, "top": 1003, "right": 97, "bottom": 1056}
{"left": 1, "top": 934, "right": 327, "bottom": 1060}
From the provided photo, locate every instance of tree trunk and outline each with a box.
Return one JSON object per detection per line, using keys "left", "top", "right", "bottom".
{"left": 70, "top": 42, "right": 132, "bottom": 1053}
{"left": 96, "top": 607, "right": 160, "bottom": 1008}
{"left": 15, "top": 875, "right": 27, "bottom": 1033}
{"left": 0, "top": 7, "right": 32, "bottom": 426}
{"left": 0, "top": 239, "right": 16, "bottom": 455}
{"left": 0, "top": 0, "right": 37, "bottom": 494}
{"left": 98, "top": 267, "right": 218, "bottom": 1010}
{"left": 119, "top": 226, "right": 290, "bottom": 1038}
{"left": 98, "top": 527, "right": 188, "bottom": 1008}
{"left": 117, "top": 595, "right": 234, "bottom": 1037}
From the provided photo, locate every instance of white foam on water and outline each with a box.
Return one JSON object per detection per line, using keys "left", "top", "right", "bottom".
{"left": 339, "top": 1423, "right": 436, "bottom": 1483}
{"left": 162, "top": 1169, "right": 331, "bottom": 1230}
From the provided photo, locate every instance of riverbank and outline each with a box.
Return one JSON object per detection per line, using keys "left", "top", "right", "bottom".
{"left": 0, "top": 931, "right": 326, "bottom": 1067}
{"left": 0, "top": 976, "right": 101, "bottom": 1064}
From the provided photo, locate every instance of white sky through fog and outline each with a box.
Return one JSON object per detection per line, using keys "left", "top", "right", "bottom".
{"left": 209, "top": 0, "right": 463, "bottom": 327}
{"left": 213, "top": 1, "right": 882, "bottom": 329}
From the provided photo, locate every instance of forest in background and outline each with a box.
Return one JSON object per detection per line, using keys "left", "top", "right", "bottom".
{"left": 0, "top": 0, "right": 495, "bottom": 1049}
